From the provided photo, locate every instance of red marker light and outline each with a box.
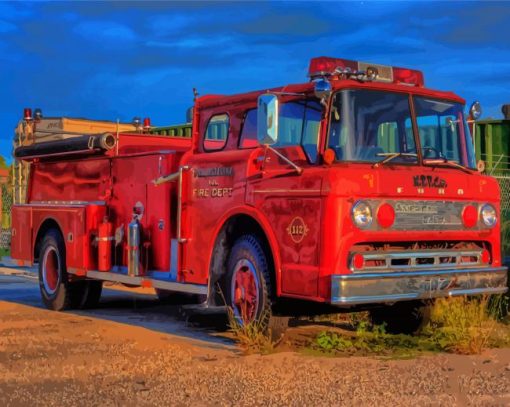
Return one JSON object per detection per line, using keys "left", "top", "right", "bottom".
{"left": 392, "top": 67, "right": 424, "bottom": 87}
{"left": 143, "top": 117, "right": 151, "bottom": 129}
{"left": 377, "top": 203, "right": 395, "bottom": 228}
{"left": 462, "top": 205, "right": 478, "bottom": 228}
{"left": 352, "top": 253, "right": 365, "bottom": 270}
{"left": 308, "top": 56, "right": 358, "bottom": 77}
{"left": 23, "top": 108, "right": 32, "bottom": 120}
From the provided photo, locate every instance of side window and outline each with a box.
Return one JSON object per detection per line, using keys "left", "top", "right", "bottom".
{"left": 302, "top": 101, "right": 321, "bottom": 163}
{"left": 276, "top": 100, "right": 321, "bottom": 163}
{"left": 278, "top": 102, "right": 306, "bottom": 147}
{"left": 239, "top": 109, "right": 258, "bottom": 149}
{"left": 204, "top": 114, "right": 229, "bottom": 151}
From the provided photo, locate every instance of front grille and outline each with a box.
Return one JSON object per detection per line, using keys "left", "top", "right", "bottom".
{"left": 350, "top": 241, "right": 490, "bottom": 273}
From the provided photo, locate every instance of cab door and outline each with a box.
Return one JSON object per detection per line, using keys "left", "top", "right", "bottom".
{"left": 179, "top": 110, "right": 253, "bottom": 285}
{"left": 245, "top": 99, "right": 323, "bottom": 299}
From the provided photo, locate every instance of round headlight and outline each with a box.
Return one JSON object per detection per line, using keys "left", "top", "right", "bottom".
{"left": 480, "top": 204, "right": 497, "bottom": 227}
{"left": 352, "top": 201, "right": 373, "bottom": 229}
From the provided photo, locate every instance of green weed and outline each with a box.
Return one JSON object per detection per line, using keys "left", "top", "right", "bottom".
{"left": 226, "top": 306, "right": 278, "bottom": 355}
{"left": 314, "top": 296, "right": 510, "bottom": 356}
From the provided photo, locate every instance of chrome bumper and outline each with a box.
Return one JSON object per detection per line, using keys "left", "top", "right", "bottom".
{"left": 331, "top": 266, "right": 508, "bottom": 305}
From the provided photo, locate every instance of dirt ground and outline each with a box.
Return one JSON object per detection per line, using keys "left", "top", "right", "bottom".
{"left": 1, "top": 298, "right": 509, "bottom": 407}
{"left": 1, "top": 268, "right": 509, "bottom": 406}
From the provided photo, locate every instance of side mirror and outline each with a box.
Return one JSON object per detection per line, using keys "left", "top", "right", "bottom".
{"left": 469, "top": 101, "right": 482, "bottom": 120}
{"left": 257, "top": 94, "right": 279, "bottom": 145}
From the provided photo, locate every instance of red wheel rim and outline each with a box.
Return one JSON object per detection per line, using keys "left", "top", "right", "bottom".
{"left": 231, "top": 259, "right": 260, "bottom": 324}
{"left": 42, "top": 247, "right": 59, "bottom": 295}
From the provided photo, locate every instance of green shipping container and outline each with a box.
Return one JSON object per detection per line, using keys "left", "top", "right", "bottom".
{"left": 475, "top": 118, "right": 510, "bottom": 259}
{"left": 149, "top": 123, "right": 192, "bottom": 138}
{"left": 475, "top": 119, "right": 510, "bottom": 172}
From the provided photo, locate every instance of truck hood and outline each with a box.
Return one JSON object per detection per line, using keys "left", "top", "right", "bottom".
{"left": 324, "top": 163, "right": 499, "bottom": 203}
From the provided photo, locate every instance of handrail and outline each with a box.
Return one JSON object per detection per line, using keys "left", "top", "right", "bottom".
{"left": 153, "top": 165, "right": 190, "bottom": 242}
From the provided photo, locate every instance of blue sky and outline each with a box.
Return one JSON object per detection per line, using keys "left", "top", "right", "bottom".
{"left": 1, "top": 1, "right": 510, "bottom": 160}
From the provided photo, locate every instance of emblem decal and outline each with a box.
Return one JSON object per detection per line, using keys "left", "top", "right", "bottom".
{"left": 286, "top": 217, "right": 309, "bottom": 244}
{"left": 413, "top": 175, "right": 447, "bottom": 189}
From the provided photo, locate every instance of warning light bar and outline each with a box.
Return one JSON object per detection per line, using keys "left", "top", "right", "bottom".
{"left": 308, "top": 56, "right": 424, "bottom": 87}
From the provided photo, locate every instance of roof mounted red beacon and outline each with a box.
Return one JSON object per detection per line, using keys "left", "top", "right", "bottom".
{"left": 308, "top": 56, "right": 424, "bottom": 87}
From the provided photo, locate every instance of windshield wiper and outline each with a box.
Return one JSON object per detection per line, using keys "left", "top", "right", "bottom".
{"left": 423, "top": 157, "right": 473, "bottom": 174}
{"left": 373, "top": 152, "right": 418, "bottom": 168}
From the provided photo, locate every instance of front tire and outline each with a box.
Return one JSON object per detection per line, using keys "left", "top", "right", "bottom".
{"left": 38, "top": 229, "right": 86, "bottom": 311}
{"left": 224, "top": 235, "right": 272, "bottom": 329}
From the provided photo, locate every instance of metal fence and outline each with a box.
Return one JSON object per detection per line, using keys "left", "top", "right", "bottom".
{"left": 481, "top": 154, "right": 510, "bottom": 258}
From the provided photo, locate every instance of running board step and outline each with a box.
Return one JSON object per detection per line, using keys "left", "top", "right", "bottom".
{"left": 69, "top": 270, "right": 208, "bottom": 296}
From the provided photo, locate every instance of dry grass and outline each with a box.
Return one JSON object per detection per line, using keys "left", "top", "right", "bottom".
{"left": 424, "top": 295, "right": 509, "bottom": 354}
{"left": 226, "top": 307, "right": 278, "bottom": 355}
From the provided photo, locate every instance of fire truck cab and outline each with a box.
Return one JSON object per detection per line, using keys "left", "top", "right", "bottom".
{"left": 11, "top": 56, "right": 508, "bottom": 331}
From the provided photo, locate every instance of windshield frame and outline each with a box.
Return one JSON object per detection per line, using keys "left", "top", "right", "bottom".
{"left": 325, "top": 88, "right": 474, "bottom": 171}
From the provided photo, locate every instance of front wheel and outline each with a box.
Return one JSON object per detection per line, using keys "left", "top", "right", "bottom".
{"left": 224, "top": 235, "right": 273, "bottom": 329}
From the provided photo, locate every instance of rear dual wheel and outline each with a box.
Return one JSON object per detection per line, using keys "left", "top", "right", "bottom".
{"left": 38, "top": 229, "right": 102, "bottom": 311}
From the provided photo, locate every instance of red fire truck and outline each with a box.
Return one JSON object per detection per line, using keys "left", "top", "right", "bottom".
{"left": 10, "top": 56, "right": 508, "bottom": 332}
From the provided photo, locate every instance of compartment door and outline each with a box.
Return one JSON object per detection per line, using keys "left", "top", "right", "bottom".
{"left": 11, "top": 206, "right": 33, "bottom": 263}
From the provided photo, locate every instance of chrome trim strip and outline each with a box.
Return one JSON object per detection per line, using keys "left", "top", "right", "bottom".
{"left": 332, "top": 287, "right": 508, "bottom": 305}
{"left": 253, "top": 189, "right": 321, "bottom": 194}
{"left": 16, "top": 200, "right": 106, "bottom": 206}
{"left": 337, "top": 266, "right": 507, "bottom": 280}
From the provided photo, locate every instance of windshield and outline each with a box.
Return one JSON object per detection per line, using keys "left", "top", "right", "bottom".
{"left": 328, "top": 90, "right": 417, "bottom": 164}
{"left": 328, "top": 90, "right": 475, "bottom": 169}
{"left": 414, "top": 96, "right": 476, "bottom": 169}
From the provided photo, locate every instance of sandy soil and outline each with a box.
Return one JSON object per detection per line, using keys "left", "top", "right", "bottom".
{"left": 1, "top": 300, "right": 509, "bottom": 406}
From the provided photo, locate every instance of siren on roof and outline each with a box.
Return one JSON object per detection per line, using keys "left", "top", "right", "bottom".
{"left": 308, "top": 56, "right": 424, "bottom": 87}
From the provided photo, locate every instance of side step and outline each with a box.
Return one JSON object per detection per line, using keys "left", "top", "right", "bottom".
{"left": 69, "top": 269, "right": 208, "bottom": 296}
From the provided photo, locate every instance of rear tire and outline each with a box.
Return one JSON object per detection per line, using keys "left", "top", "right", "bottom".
{"left": 369, "top": 300, "right": 432, "bottom": 334}
{"left": 224, "top": 235, "right": 273, "bottom": 330}
{"left": 38, "top": 229, "right": 86, "bottom": 311}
